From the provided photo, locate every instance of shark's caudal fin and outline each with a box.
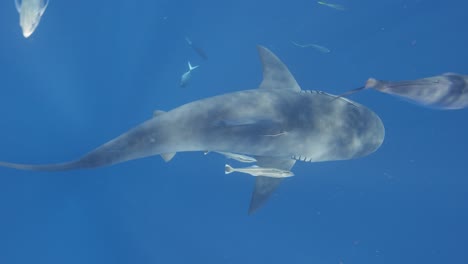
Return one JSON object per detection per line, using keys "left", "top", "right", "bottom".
{"left": 0, "top": 160, "right": 81, "bottom": 172}
{"left": 188, "top": 61, "right": 199, "bottom": 71}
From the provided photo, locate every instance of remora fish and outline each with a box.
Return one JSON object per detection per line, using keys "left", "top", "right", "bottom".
{"left": 180, "top": 61, "right": 199, "bottom": 87}
{"left": 0, "top": 46, "right": 385, "bottom": 213}
{"left": 225, "top": 164, "right": 294, "bottom": 178}
{"left": 339, "top": 73, "right": 468, "bottom": 110}
{"left": 15, "top": 0, "right": 49, "bottom": 38}
{"left": 205, "top": 151, "right": 257, "bottom": 163}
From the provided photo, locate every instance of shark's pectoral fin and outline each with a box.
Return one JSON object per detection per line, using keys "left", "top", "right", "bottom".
{"left": 161, "top": 153, "right": 176, "bottom": 162}
{"left": 257, "top": 46, "right": 301, "bottom": 92}
{"left": 15, "top": 0, "right": 21, "bottom": 12}
{"left": 248, "top": 157, "right": 296, "bottom": 214}
{"left": 249, "top": 177, "right": 284, "bottom": 215}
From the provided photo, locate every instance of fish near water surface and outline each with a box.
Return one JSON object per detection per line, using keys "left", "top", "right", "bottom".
{"left": 15, "top": 0, "right": 49, "bottom": 38}
{"left": 0, "top": 46, "right": 385, "bottom": 213}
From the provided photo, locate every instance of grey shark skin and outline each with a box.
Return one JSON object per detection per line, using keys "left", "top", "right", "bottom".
{"left": 15, "top": 0, "right": 49, "bottom": 38}
{"left": 341, "top": 73, "right": 468, "bottom": 110}
{"left": 0, "top": 46, "right": 385, "bottom": 213}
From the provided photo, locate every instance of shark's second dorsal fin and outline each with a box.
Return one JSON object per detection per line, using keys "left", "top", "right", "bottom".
{"left": 153, "top": 110, "right": 166, "bottom": 118}
{"left": 257, "top": 46, "right": 301, "bottom": 92}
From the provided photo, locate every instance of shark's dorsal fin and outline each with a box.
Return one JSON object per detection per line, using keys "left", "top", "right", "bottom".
{"left": 257, "top": 46, "right": 301, "bottom": 92}
{"left": 248, "top": 157, "right": 296, "bottom": 214}
{"left": 161, "top": 153, "right": 176, "bottom": 162}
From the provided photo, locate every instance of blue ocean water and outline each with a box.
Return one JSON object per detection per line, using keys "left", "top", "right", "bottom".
{"left": 0, "top": 0, "right": 467, "bottom": 263}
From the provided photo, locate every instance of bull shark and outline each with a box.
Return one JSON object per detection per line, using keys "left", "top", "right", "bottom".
{"left": 15, "top": 0, "right": 49, "bottom": 38}
{"left": 0, "top": 46, "right": 385, "bottom": 213}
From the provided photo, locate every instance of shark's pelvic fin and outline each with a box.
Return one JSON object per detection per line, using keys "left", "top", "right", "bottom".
{"left": 248, "top": 157, "right": 296, "bottom": 214}
{"left": 257, "top": 46, "right": 301, "bottom": 92}
{"left": 161, "top": 153, "right": 176, "bottom": 162}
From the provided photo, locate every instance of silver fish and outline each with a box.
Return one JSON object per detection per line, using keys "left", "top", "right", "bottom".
{"left": 205, "top": 151, "right": 257, "bottom": 163}
{"left": 225, "top": 164, "right": 294, "bottom": 178}
{"left": 180, "top": 61, "right": 199, "bottom": 87}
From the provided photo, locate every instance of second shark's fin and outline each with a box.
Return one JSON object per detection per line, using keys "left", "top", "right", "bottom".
{"left": 248, "top": 157, "right": 296, "bottom": 214}
{"left": 257, "top": 46, "right": 301, "bottom": 92}
{"left": 161, "top": 153, "right": 176, "bottom": 162}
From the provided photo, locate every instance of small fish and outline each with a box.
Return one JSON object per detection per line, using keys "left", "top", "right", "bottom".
{"left": 205, "top": 151, "right": 257, "bottom": 163}
{"left": 185, "top": 36, "right": 208, "bottom": 60}
{"left": 180, "top": 61, "right": 199, "bottom": 87}
{"left": 291, "top": 41, "right": 331, "bottom": 53}
{"left": 337, "top": 73, "right": 468, "bottom": 110}
{"left": 225, "top": 164, "right": 294, "bottom": 178}
{"left": 15, "top": 0, "right": 49, "bottom": 38}
{"left": 317, "top": 1, "right": 345, "bottom": 11}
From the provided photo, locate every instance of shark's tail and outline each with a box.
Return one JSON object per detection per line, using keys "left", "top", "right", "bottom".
{"left": 0, "top": 160, "right": 82, "bottom": 172}
{"left": 225, "top": 164, "right": 234, "bottom": 174}
{"left": 188, "top": 61, "right": 199, "bottom": 71}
